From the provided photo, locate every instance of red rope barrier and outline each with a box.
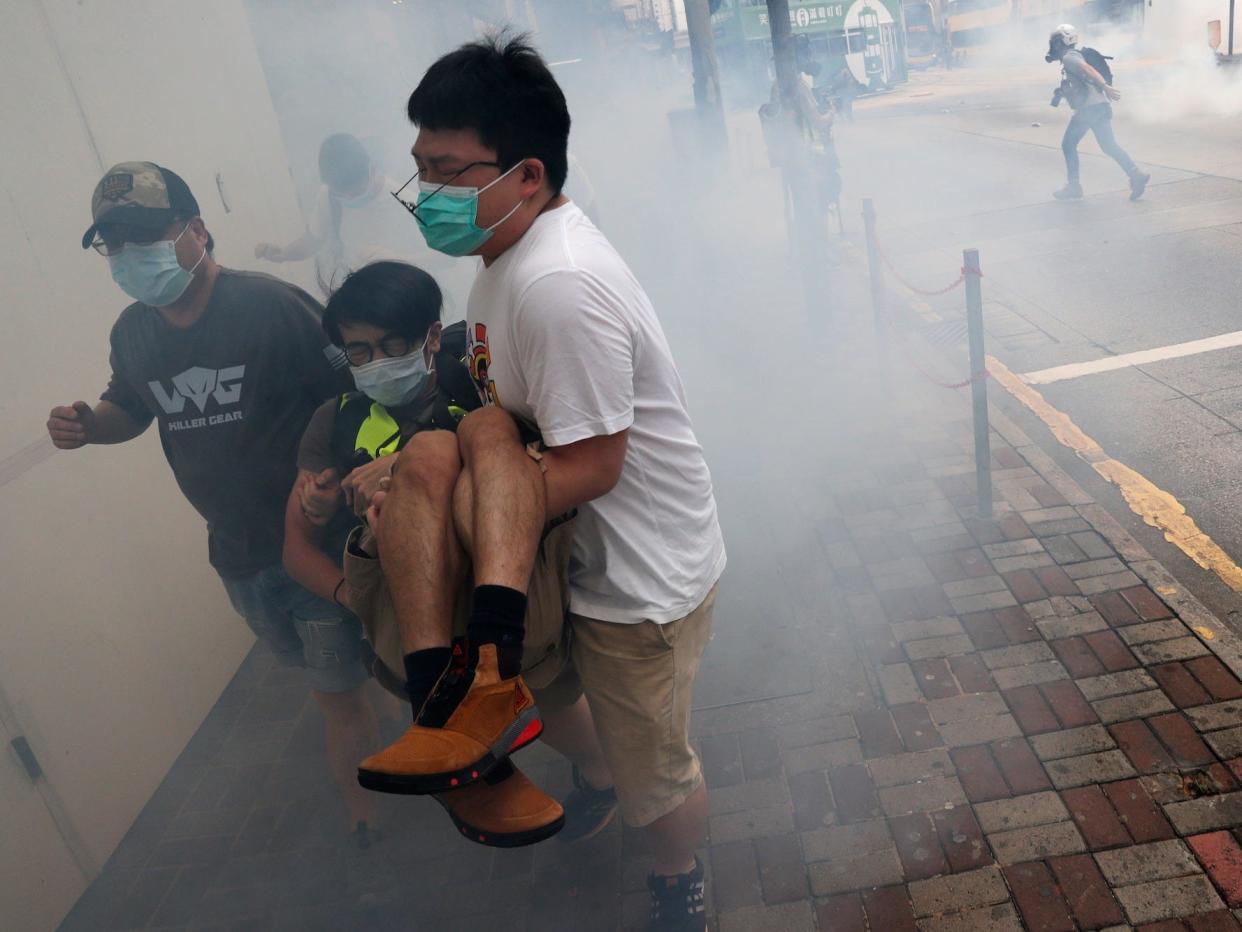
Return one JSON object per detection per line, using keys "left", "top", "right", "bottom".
{"left": 866, "top": 221, "right": 989, "bottom": 389}
{"left": 871, "top": 231, "right": 983, "bottom": 297}
{"left": 890, "top": 319, "right": 991, "bottom": 390}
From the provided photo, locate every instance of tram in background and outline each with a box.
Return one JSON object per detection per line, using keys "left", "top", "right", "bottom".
{"left": 903, "top": 0, "right": 1144, "bottom": 65}
{"left": 903, "top": 0, "right": 942, "bottom": 66}
{"left": 946, "top": 0, "right": 1093, "bottom": 48}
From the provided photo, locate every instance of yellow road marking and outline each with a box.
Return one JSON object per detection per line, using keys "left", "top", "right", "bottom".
{"left": 987, "top": 356, "right": 1242, "bottom": 594}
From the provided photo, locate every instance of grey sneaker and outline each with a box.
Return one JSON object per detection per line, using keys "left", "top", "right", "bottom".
{"left": 557, "top": 765, "right": 618, "bottom": 842}
{"left": 1129, "top": 171, "right": 1151, "bottom": 201}
{"left": 648, "top": 857, "right": 707, "bottom": 932}
{"left": 1053, "top": 183, "right": 1084, "bottom": 200}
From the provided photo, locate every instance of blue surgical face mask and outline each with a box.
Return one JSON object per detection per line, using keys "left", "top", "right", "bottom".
{"left": 108, "top": 223, "right": 205, "bottom": 307}
{"left": 351, "top": 341, "right": 433, "bottom": 408}
{"left": 413, "top": 162, "right": 526, "bottom": 257}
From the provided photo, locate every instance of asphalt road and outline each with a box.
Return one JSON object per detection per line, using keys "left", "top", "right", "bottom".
{"left": 834, "top": 55, "right": 1242, "bottom": 617}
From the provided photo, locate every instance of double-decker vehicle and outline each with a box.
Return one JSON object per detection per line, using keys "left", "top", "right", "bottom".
{"left": 945, "top": 0, "right": 1092, "bottom": 48}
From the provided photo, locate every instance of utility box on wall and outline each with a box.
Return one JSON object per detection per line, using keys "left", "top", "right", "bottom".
{"left": 0, "top": 2, "right": 310, "bottom": 928}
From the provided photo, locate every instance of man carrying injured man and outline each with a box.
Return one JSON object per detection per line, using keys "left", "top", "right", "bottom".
{"left": 353, "top": 35, "right": 726, "bottom": 932}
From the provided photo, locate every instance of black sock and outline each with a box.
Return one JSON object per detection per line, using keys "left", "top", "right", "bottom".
{"left": 403, "top": 647, "right": 452, "bottom": 719}
{"left": 467, "top": 584, "right": 527, "bottom": 678}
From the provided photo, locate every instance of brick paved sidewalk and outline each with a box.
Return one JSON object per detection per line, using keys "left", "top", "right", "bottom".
{"left": 699, "top": 386, "right": 1242, "bottom": 932}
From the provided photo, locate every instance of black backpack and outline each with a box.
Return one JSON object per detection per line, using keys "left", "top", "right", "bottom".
{"left": 428, "top": 320, "right": 484, "bottom": 432}
{"left": 1081, "top": 47, "right": 1114, "bottom": 85}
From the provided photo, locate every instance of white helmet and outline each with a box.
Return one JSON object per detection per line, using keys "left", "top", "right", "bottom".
{"left": 1051, "top": 24, "right": 1079, "bottom": 48}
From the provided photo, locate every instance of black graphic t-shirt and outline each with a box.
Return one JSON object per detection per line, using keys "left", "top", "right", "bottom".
{"left": 101, "top": 269, "right": 353, "bottom": 578}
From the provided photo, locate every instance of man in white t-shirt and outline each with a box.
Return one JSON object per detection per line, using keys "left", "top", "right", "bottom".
{"left": 357, "top": 36, "right": 724, "bottom": 931}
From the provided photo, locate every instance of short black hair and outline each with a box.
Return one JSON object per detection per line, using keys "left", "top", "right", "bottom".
{"left": 174, "top": 212, "right": 214, "bottom": 255}
{"left": 318, "top": 133, "right": 371, "bottom": 192}
{"left": 322, "top": 261, "right": 442, "bottom": 346}
{"left": 407, "top": 33, "right": 570, "bottom": 194}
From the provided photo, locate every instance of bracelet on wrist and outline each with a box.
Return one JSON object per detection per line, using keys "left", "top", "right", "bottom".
{"left": 332, "top": 577, "right": 348, "bottom": 608}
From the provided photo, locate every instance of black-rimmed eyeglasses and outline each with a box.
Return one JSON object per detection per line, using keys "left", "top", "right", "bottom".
{"left": 90, "top": 222, "right": 190, "bottom": 257}
{"left": 342, "top": 334, "right": 423, "bottom": 367}
{"left": 390, "top": 161, "right": 504, "bottom": 221}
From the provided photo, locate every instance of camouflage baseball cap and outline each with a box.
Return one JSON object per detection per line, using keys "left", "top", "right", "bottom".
{"left": 81, "top": 162, "right": 200, "bottom": 249}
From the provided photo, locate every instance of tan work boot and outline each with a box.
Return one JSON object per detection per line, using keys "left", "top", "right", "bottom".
{"left": 357, "top": 642, "right": 541, "bottom": 795}
{"left": 436, "top": 759, "right": 564, "bottom": 847}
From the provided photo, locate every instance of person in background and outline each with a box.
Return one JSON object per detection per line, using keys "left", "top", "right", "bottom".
{"left": 359, "top": 36, "right": 726, "bottom": 931}
{"left": 769, "top": 59, "right": 835, "bottom": 141}
{"left": 1046, "top": 24, "right": 1150, "bottom": 202}
{"left": 47, "top": 162, "right": 385, "bottom": 848}
{"left": 767, "top": 59, "right": 840, "bottom": 236}
{"left": 800, "top": 57, "right": 822, "bottom": 94}
{"left": 828, "top": 63, "right": 858, "bottom": 121}
{"left": 255, "top": 132, "right": 475, "bottom": 307}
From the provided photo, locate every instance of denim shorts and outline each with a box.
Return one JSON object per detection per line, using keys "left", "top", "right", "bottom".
{"left": 222, "top": 564, "right": 370, "bottom": 694}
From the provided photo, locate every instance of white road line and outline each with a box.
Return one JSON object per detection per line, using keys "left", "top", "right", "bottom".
{"left": 1022, "top": 330, "right": 1242, "bottom": 385}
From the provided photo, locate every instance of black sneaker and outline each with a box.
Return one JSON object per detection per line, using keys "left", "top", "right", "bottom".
{"left": 558, "top": 765, "right": 619, "bottom": 842}
{"left": 648, "top": 857, "right": 707, "bottom": 932}
{"left": 1053, "top": 182, "right": 1083, "bottom": 200}
{"left": 1130, "top": 171, "right": 1151, "bottom": 201}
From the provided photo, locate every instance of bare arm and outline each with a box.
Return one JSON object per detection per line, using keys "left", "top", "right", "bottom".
{"left": 47, "top": 399, "right": 149, "bottom": 448}
{"left": 1066, "top": 57, "right": 1121, "bottom": 99}
{"left": 255, "top": 231, "right": 325, "bottom": 263}
{"left": 258, "top": 186, "right": 335, "bottom": 262}
{"left": 540, "top": 429, "right": 629, "bottom": 519}
{"left": 282, "top": 474, "right": 348, "bottom": 607}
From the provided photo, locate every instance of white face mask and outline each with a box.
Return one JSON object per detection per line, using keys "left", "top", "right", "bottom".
{"left": 350, "top": 344, "right": 432, "bottom": 408}
{"left": 107, "top": 223, "right": 205, "bottom": 307}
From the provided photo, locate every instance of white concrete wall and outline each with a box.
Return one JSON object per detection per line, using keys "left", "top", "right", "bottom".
{"left": 0, "top": 2, "right": 309, "bottom": 928}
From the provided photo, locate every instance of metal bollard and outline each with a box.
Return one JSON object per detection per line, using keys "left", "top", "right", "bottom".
{"left": 964, "top": 248, "right": 992, "bottom": 519}
{"left": 862, "top": 198, "right": 886, "bottom": 352}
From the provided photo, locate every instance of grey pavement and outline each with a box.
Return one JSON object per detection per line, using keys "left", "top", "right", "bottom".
{"left": 838, "top": 59, "right": 1242, "bottom": 623}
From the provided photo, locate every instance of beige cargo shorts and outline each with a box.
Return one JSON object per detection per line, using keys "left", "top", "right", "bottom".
{"left": 559, "top": 586, "right": 718, "bottom": 827}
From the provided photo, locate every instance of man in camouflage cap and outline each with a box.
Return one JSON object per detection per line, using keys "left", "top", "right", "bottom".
{"left": 49, "top": 162, "right": 390, "bottom": 846}
{"left": 80, "top": 161, "right": 211, "bottom": 251}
